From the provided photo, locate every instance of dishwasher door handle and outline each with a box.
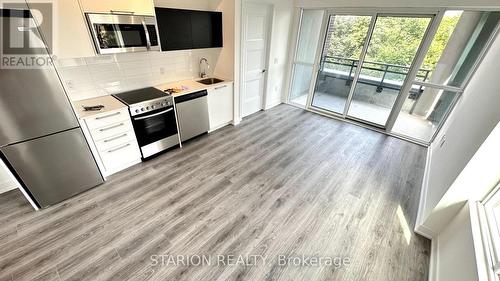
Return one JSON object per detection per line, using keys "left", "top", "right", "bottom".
{"left": 174, "top": 90, "right": 208, "bottom": 104}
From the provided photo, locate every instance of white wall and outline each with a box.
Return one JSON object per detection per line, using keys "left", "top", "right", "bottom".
{"left": 262, "top": 0, "right": 294, "bottom": 108}
{"left": 419, "top": 31, "right": 500, "bottom": 232}
{"left": 433, "top": 203, "right": 480, "bottom": 281}
{"left": 295, "top": 0, "right": 500, "bottom": 8}
{"left": 209, "top": 0, "right": 236, "bottom": 80}
{"left": 421, "top": 121, "right": 500, "bottom": 234}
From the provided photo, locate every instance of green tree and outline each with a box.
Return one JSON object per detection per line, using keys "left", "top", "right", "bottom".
{"left": 325, "top": 14, "right": 461, "bottom": 77}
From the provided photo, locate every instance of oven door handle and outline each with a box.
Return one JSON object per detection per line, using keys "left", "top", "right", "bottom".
{"left": 133, "top": 108, "right": 173, "bottom": 120}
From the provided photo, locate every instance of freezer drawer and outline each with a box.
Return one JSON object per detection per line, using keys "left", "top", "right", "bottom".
{"left": 0, "top": 128, "right": 104, "bottom": 208}
{"left": 175, "top": 90, "right": 210, "bottom": 142}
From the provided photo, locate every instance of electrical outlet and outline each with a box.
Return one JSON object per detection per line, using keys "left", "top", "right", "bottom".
{"left": 439, "top": 134, "right": 446, "bottom": 147}
{"left": 159, "top": 67, "right": 165, "bottom": 75}
{"left": 66, "top": 80, "right": 74, "bottom": 89}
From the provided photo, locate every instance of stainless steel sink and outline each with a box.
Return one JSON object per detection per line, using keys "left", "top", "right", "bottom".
{"left": 197, "top": 78, "right": 224, "bottom": 85}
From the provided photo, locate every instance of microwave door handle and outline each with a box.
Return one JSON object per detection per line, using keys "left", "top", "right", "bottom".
{"left": 134, "top": 108, "right": 173, "bottom": 120}
{"left": 143, "top": 21, "right": 152, "bottom": 50}
{"left": 116, "top": 29, "right": 126, "bottom": 49}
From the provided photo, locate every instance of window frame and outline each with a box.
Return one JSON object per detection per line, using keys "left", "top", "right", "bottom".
{"left": 287, "top": 7, "right": 500, "bottom": 146}
{"left": 387, "top": 10, "right": 500, "bottom": 144}
{"left": 479, "top": 182, "right": 500, "bottom": 280}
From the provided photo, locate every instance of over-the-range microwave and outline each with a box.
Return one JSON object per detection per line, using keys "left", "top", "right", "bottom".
{"left": 85, "top": 13, "right": 159, "bottom": 55}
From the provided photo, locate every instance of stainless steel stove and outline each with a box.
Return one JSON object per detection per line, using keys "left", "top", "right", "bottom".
{"left": 113, "top": 88, "right": 180, "bottom": 158}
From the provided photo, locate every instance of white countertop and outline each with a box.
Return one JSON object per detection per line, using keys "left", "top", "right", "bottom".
{"left": 155, "top": 77, "right": 233, "bottom": 97}
{"left": 71, "top": 77, "right": 233, "bottom": 118}
{"left": 72, "top": 95, "right": 127, "bottom": 119}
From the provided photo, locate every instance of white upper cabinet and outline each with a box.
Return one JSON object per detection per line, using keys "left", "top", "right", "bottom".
{"left": 27, "top": 0, "right": 95, "bottom": 59}
{"left": 79, "top": 0, "right": 155, "bottom": 16}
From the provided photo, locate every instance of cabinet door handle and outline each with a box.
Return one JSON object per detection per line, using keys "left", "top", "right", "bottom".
{"left": 95, "top": 112, "right": 120, "bottom": 120}
{"left": 104, "top": 133, "right": 128, "bottom": 143}
{"left": 99, "top": 123, "right": 124, "bottom": 132}
{"left": 107, "top": 143, "right": 131, "bottom": 153}
{"left": 110, "top": 10, "right": 134, "bottom": 15}
{"left": 214, "top": 85, "right": 227, "bottom": 90}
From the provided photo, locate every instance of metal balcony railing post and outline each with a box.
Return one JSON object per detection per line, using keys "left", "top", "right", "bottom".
{"left": 377, "top": 64, "right": 389, "bottom": 93}
{"left": 346, "top": 59, "right": 355, "bottom": 86}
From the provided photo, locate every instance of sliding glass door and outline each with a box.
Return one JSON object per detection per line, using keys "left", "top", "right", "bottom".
{"left": 311, "top": 15, "right": 373, "bottom": 114}
{"left": 346, "top": 15, "right": 432, "bottom": 126}
{"left": 309, "top": 12, "right": 433, "bottom": 127}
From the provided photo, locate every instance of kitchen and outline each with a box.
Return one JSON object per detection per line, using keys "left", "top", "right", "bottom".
{"left": 0, "top": 0, "right": 236, "bottom": 209}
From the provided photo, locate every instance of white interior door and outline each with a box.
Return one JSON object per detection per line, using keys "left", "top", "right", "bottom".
{"left": 241, "top": 3, "right": 271, "bottom": 117}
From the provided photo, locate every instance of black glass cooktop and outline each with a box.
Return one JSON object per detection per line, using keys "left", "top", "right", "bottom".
{"left": 113, "top": 87, "right": 168, "bottom": 105}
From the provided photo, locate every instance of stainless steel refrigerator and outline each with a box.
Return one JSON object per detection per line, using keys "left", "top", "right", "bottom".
{"left": 0, "top": 7, "right": 104, "bottom": 208}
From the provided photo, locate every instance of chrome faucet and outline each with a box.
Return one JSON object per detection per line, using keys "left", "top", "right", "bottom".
{"left": 199, "top": 57, "right": 209, "bottom": 78}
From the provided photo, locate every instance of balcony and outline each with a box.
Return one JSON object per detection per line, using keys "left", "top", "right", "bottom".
{"left": 291, "top": 56, "right": 455, "bottom": 141}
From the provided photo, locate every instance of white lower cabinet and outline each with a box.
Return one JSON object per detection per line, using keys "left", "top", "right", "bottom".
{"left": 80, "top": 108, "right": 141, "bottom": 178}
{"left": 207, "top": 83, "right": 234, "bottom": 131}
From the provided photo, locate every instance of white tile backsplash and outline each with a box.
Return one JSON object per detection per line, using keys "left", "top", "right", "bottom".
{"left": 56, "top": 49, "right": 219, "bottom": 101}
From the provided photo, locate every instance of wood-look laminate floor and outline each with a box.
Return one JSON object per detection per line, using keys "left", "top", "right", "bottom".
{"left": 0, "top": 104, "right": 430, "bottom": 281}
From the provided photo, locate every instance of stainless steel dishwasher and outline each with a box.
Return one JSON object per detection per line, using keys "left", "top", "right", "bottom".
{"left": 174, "top": 90, "right": 210, "bottom": 142}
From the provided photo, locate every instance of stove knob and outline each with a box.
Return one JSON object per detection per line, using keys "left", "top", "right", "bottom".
{"left": 151, "top": 105, "right": 155, "bottom": 109}
{"left": 146, "top": 106, "right": 150, "bottom": 110}
{"left": 135, "top": 109, "right": 139, "bottom": 113}
{"left": 162, "top": 102, "right": 167, "bottom": 106}
{"left": 141, "top": 108, "right": 145, "bottom": 112}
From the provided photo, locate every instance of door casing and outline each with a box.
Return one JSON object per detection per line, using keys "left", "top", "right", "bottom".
{"left": 240, "top": 2, "right": 273, "bottom": 118}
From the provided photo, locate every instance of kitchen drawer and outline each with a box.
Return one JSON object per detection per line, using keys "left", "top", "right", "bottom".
{"left": 85, "top": 109, "right": 129, "bottom": 130}
{"left": 90, "top": 121, "right": 134, "bottom": 141}
{"left": 94, "top": 131, "right": 137, "bottom": 152}
{"left": 100, "top": 141, "right": 141, "bottom": 172}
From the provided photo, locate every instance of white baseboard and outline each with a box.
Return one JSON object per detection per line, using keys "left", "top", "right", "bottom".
{"left": 428, "top": 238, "right": 438, "bottom": 281}
{"left": 415, "top": 147, "right": 435, "bottom": 239}
{"left": 232, "top": 118, "right": 241, "bottom": 126}
{"left": 415, "top": 223, "right": 437, "bottom": 239}
{"left": 208, "top": 121, "right": 234, "bottom": 133}
{"left": 265, "top": 100, "right": 282, "bottom": 110}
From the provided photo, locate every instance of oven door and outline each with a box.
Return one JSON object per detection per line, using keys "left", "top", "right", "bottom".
{"left": 86, "top": 13, "right": 152, "bottom": 54}
{"left": 131, "top": 106, "right": 179, "bottom": 158}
